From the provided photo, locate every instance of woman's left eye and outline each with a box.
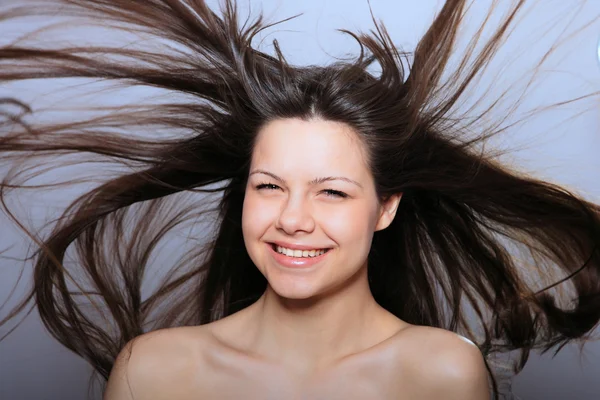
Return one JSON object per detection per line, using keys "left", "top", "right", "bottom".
{"left": 322, "top": 189, "right": 348, "bottom": 198}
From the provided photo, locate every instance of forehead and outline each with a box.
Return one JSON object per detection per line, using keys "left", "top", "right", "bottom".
{"left": 251, "top": 118, "right": 370, "bottom": 176}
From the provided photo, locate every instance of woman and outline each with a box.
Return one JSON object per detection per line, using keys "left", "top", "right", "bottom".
{"left": 0, "top": 0, "right": 598, "bottom": 399}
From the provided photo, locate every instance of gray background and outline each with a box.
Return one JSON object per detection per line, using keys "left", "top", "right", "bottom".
{"left": 1, "top": 0, "right": 599, "bottom": 399}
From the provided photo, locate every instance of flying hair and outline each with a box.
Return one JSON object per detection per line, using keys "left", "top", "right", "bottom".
{"left": 0, "top": 0, "right": 599, "bottom": 398}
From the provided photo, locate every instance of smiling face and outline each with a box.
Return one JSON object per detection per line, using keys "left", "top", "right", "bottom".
{"left": 242, "top": 118, "right": 401, "bottom": 300}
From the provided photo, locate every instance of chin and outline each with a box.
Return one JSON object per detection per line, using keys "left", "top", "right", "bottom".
{"left": 266, "top": 279, "right": 322, "bottom": 301}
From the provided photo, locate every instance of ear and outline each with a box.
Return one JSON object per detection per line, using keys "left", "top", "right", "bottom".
{"left": 375, "top": 193, "right": 402, "bottom": 231}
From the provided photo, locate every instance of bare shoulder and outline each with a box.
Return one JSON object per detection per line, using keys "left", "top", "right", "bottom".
{"left": 398, "top": 326, "right": 491, "bottom": 400}
{"left": 103, "top": 326, "right": 214, "bottom": 400}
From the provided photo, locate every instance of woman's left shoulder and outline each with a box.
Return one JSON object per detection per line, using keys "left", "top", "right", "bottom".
{"left": 398, "top": 326, "right": 491, "bottom": 399}
{"left": 403, "top": 325, "right": 479, "bottom": 351}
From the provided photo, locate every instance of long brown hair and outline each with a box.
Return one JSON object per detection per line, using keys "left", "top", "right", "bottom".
{"left": 1, "top": 0, "right": 599, "bottom": 398}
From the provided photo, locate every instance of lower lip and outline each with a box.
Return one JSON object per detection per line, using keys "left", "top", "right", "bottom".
{"left": 267, "top": 244, "right": 331, "bottom": 269}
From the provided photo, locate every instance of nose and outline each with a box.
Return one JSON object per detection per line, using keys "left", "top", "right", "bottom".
{"left": 275, "top": 194, "right": 315, "bottom": 235}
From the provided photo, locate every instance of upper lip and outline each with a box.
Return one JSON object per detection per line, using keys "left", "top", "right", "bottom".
{"left": 269, "top": 241, "right": 331, "bottom": 250}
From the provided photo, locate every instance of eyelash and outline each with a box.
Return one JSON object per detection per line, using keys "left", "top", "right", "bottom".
{"left": 255, "top": 183, "right": 349, "bottom": 199}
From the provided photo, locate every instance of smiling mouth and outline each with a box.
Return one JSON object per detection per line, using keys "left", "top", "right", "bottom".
{"left": 269, "top": 243, "right": 332, "bottom": 258}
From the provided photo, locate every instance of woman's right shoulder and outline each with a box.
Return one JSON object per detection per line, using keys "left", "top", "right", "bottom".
{"left": 103, "top": 325, "right": 216, "bottom": 400}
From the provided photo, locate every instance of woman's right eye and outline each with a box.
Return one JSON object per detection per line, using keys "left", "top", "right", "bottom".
{"left": 256, "top": 183, "right": 280, "bottom": 191}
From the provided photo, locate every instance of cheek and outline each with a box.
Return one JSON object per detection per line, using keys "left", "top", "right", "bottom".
{"left": 242, "top": 192, "right": 275, "bottom": 242}
{"left": 320, "top": 202, "right": 379, "bottom": 246}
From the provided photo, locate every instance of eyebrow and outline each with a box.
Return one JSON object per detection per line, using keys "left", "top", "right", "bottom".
{"left": 249, "top": 169, "right": 363, "bottom": 189}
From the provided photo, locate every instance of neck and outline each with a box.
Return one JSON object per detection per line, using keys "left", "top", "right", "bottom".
{"left": 242, "top": 266, "right": 399, "bottom": 375}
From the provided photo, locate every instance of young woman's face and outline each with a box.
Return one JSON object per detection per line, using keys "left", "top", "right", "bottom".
{"left": 242, "top": 118, "right": 400, "bottom": 300}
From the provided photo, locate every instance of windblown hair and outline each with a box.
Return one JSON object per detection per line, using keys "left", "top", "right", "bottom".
{"left": 1, "top": 0, "right": 599, "bottom": 398}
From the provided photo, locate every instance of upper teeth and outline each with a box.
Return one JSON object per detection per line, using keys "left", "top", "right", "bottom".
{"left": 276, "top": 246, "right": 328, "bottom": 258}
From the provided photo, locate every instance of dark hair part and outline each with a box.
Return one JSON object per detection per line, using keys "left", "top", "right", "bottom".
{"left": 1, "top": 0, "right": 599, "bottom": 398}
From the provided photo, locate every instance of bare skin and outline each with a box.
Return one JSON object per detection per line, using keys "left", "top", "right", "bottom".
{"left": 104, "top": 119, "right": 491, "bottom": 399}
{"left": 105, "top": 300, "right": 490, "bottom": 400}
{"left": 200, "top": 292, "right": 413, "bottom": 398}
